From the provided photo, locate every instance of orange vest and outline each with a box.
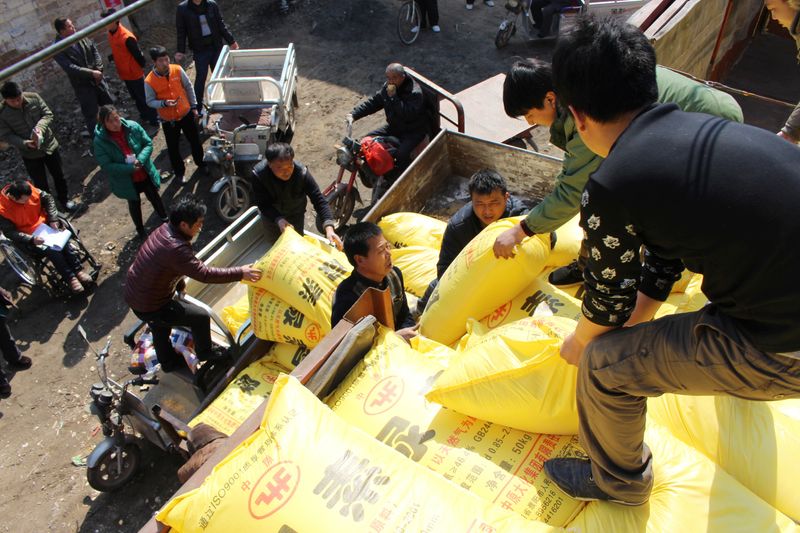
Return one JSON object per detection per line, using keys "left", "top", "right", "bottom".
{"left": 145, "top": 64, "right": 192, "bottom": 122}
{"left": 0, "top": 183, "right": 47, "bottom": 235}
{"left": 107, "top": 24, "right": 144, "bottom": 81}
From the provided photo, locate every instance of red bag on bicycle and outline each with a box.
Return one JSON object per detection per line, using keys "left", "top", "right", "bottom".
{"left": 360, "top": 136, "right": 396, "bottom": 176}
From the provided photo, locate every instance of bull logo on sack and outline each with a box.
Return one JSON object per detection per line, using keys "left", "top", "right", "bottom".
{"left": 248, "top": 461, "right": 301, "bottom": 519}
{"left": 363, "top": 376, "right": 404, "bottom": 415}
{"left": 375, "top": 416, "right": 436, "bottom": 462}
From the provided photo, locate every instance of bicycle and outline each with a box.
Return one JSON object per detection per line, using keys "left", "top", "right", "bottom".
{"left": 397, "top": 0, "right": 422, "bottom": 45}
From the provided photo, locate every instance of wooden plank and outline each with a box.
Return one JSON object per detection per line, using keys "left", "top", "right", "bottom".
{"left": 441, "top": 73, "right": 534, "bottom": 143}
{"left": 629, "top": 0, "right": 676, "bottom": 32}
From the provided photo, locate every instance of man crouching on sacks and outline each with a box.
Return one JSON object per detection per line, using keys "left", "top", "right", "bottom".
{"left": 541, "top": 15, "right": 800, "bottom": 507}
{"left": 331, "top": 222, "right": 417, "bottom": 341}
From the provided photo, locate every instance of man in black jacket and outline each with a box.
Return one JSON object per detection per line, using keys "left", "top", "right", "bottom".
{"left": 0, "top": 286, "right": 30, "bottom": 399}
{"left": 437, "top": 169, "right": 528, "bottom": 278}
{"left": 541, "top": 16, "right": 800, "bottom": 508}
{"left": 347, "top": 63, "right": 430, "bottom": 203}
{"left": 250, "top": 143, "right": 342, "bottom": 248}
{"left": 53, "top": 17, "right": 114, "bottom": 140}
{"left": 175, "top": 0, "right": 239, "bottom": 109}
{"left": 331, "top": 222, "right": 416, "bottom": 341}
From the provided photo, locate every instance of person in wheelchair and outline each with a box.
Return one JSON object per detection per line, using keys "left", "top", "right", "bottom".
{"left": 124, "top": 194, "right": 262, "bottom": 372}
{"left": 0, "top": 180, "right": 92, "bottom": 294}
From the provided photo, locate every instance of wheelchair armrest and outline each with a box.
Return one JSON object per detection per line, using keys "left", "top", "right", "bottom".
{"left": 123, "top": 319, "right": 148, "bottom": 349}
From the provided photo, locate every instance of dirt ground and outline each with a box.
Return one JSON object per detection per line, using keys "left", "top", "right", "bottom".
{"left": 0, "top": 0, "right": 562, "bottom": 531}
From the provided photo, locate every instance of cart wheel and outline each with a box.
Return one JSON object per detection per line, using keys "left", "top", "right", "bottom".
{"left": 397, "top": 1, "right": 421, "bottom": 45}
{"left": 0, "top": 240, "right": 38, "bottom": 286}
{"left": 214, "top": 179, "right": 252, "bottom": 223}
{"left": 87, "top": 442, "right": 141, "bottom": 492}
{"left": 326, "top": 186, "right": 357, "bottom": 233}
{"left": 495, "top": 20, "right": 516, "bottom": 48}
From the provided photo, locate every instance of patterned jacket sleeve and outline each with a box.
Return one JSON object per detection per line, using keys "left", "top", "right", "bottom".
{"left": 580, "top": 179, "right": 680, "bottom": 326}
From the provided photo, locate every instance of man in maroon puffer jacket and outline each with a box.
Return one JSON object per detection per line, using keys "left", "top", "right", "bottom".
{"left": 125, "top": 194, "right": 261, "bottom": 371}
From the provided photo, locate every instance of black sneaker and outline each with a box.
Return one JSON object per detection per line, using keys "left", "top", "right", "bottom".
{"left": 7, "top": 355, "right": 31, "bottom": 370}
{"left": 548, "top": 261, "right": 583, "bottom": 287}
{"left": 544, "top": 458, "right": 647, "bottom": 506}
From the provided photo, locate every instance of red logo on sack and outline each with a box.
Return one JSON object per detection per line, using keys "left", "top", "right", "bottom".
{"left": 249, "top": 461, "right": 301, "bottom": 519}
{"left": 364, "top": 376, "right": 404, "bottom": 415}
{"left": 486, "top": 301, "right": 512, "bottom": 328}
{"left": 305, "top": 323, "right": 321, "bottom": 343}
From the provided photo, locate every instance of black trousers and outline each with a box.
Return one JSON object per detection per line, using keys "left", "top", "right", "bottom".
{"left": 128, "top": 178, "right": 167, "bottom": 233}
{"left": 367, "top": 125, "right": 426, "bottom": 204}
{"left": 124, "top": 78, "right": 158, "bottom": 124}
{"left": 531, "top": 0, "right": 571, "bottom": 36}
{"left": 161, "top": 113, "right": 204, "bottom": 178}
{"left": 0, "top": 316, "right": 20, "bottom": 364}
{"left": 419, "top": 0, "right": 439, "bottom": 27}
{"left": 22, "top": 150, "right": 70, "bottom": 208}
{"left": 133, "top": 299, "right": 214, "bottom": 372}
{"left": 76, "top": 83, "right": 114, "bottom": 138}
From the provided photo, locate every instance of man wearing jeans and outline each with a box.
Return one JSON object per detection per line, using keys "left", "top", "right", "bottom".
{"left": 125, "top": 195, "right": 261, "bottom": 372}
{"left": 175, "top": 0, "right": 238, "bottom": 109}
{"left": 541, "top": 16, "right": 800, "bottom": 506}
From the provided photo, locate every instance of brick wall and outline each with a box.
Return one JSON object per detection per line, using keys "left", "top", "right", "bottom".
{"left": 0, "top": 0, "right": 176, "bottom": 101}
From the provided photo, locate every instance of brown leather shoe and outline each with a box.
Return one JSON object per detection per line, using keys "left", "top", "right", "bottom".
{"left": 8, "top": 355, "right": 31, "bottom": 370}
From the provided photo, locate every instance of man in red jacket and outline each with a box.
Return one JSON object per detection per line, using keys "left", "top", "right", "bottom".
{"left": 125, "top": 194, "right": 261, "bottom": 371}
{"left": 102, "top": 9, "right": 158, "bottom": 127}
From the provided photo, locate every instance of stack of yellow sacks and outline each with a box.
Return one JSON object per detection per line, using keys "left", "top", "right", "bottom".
{"left": 174, "top": 213, "right": 799, "bottom": 531}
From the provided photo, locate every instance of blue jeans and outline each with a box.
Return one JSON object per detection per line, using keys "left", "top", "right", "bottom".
{"left": 192, "top": 46, "right": 222, "bottom": 109}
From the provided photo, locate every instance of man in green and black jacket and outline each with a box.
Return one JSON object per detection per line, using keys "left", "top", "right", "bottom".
{"left": 0, "top": 82, "right": 74, "bottom": 212}
{"left": 492, "top": 59, "right": 743, "bottom": 285}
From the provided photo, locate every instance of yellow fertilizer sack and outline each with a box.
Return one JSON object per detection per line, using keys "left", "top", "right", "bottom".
{"left": 249, "top": 286, "right": 324, "bottom": 348}
{"left": 480, "top": 274, "right": 583, "bottom": 329}
{"left": 653, "top": 274, "right": 707, "bottom": 319}
{"left": 547, "top": 214, "right": 583, "bottom": 268}
{"left": 246, "top": 227, "right": 352, "bottom": 332}
{"left": 378, "top": 212, "right": 446, "bottom": 249}
{"left": 647, "top": 393, "right": 800, "bottom": 521}
{"left": 421, "top": 218, "right": 550, "bottom": 345}
{"left": 390, "top": 246, "right": 438, "bottom": 297}
{"left": 428, "top": 316, "right": 579, "bottom": 435}
{"left": 220, "top": 292, "right": 251, "bottom": 337}
{"left": 158, "top": 374, "right": 555, "bottom": 533}
{"left": 262, "top": 341, "right": 311, "bottom": 371}
{"left": 189, "top": 357, "right": 286, "bottom": 436}
{"left": 328, "top": 327, "right": 585, "bottom": 526}
{"left": 567, "top": 422, "right": 800, "bottom": 532}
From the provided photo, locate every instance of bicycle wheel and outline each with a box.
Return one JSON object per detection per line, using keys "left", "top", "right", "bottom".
{"left": 0, "top": 241, "right": 38, "bottom": 286}
{"left": 398, "top": 1, "right": 421, "bottom": 45}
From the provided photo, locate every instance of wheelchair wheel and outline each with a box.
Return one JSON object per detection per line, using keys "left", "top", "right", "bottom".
{"left": 398, "top": 1, "right": 421, "bottom": 45}
{"left": 0, "top": 241, "right": 39, "bottom": 286}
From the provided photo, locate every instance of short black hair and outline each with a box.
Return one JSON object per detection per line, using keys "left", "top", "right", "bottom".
{"left": 552, "top": 15, "right": 657, "bottom": 123}
{"left": 149, "top": 46, "right": 170, "bottom": 62}
{"left": 343, "top": 222, "right": 383, "bottom": 267}
{"left": 101, "top": 8, "right": 118, "bottom": 18}
{"left": 169, "top": 194, "right": 207, "bottom": 226}
{"left": 53, "top": 17, "right": 69, "bottom": 33}
{"left": 7, "top": 180, "right": 32, "bottom": 199}
{"left": 264, "top": 142, "right": 294, "bottom": 162}
{"left": 97, "top": 104, "right": 118, "bottom": 126}
{"left": 503, "top": 58, "right": 554, "bottom": 117}
{"left": 468, "top": 169, "right": 508, "bottom": 196}
{"left": 0, "top": 81, "right": 21, "bottom": 99}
